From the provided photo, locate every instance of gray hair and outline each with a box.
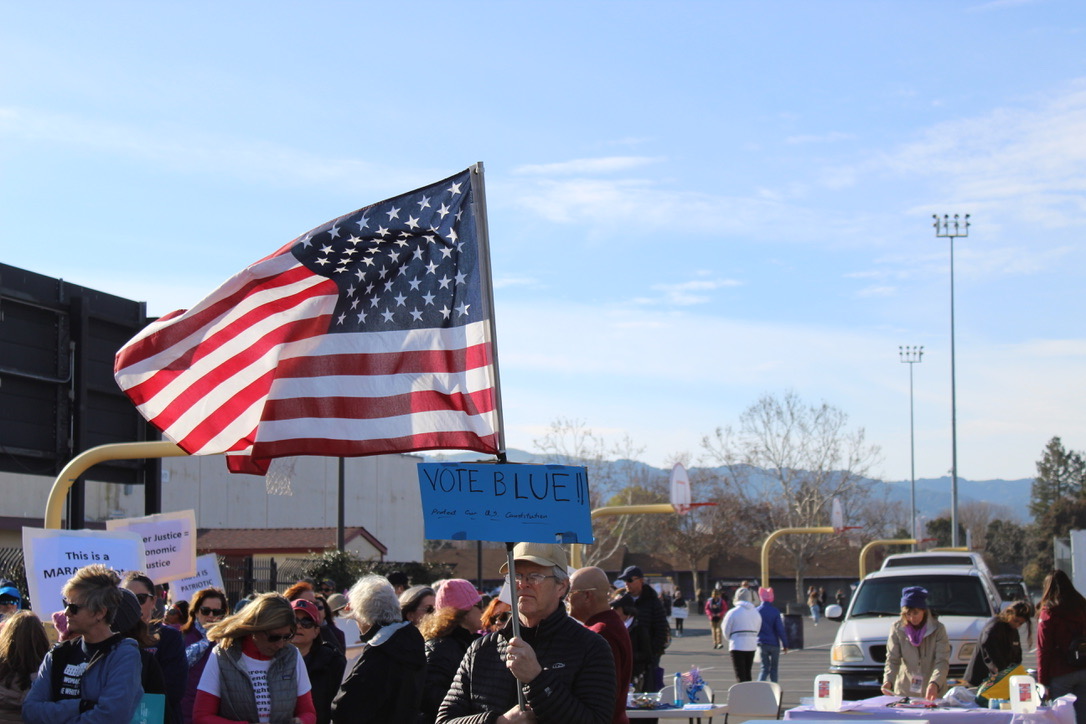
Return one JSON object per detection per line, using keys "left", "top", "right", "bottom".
{"left": 348, "top": 575, "right": 401, "bottom": 628}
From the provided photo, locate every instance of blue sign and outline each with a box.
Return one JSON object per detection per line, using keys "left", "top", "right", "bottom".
{"left": 417, "top": 462, "right": 593, "bottom": 544}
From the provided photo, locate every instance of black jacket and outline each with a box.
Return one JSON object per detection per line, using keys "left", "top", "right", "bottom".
{"left": 419, "top": 627, "right": 479, "bottom": 724}
{"left": 632, "top": 584, "right": 668, "bottom": 660}
{"left": 331, "top": 622, "right": 425, "bottom": 724}
{"left": 966, "top": 617, "right": 1023, "bottom": 685}
{"left": 437, "top": 606, "right": 615, "bottom": 724}
{"left": 304, "top": 641, "right": 347, "bottom": 724}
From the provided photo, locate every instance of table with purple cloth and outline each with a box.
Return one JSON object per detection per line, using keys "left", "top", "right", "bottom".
{"left": 784, "top": 695, "right": 1076, "bottom": 724}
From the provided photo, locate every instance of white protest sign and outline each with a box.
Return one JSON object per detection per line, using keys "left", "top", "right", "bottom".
{"left": 22, "top": 527, "right": 145, "bottom": 617}
{"left": 168, "top": 554, "right": 224, "bottom": 603}
{"left": 106, "top": 510, "right": 197, "bottom": 583}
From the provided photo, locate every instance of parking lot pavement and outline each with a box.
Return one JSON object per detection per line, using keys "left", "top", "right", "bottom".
{"left": 660, "top": 615, "right": 1039, "bottom": 711}
{"left": 659, "top": 614, "right": 842, "bottom": 710}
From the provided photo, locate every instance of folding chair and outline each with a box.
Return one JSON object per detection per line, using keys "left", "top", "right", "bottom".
{"left": 723, "top": 681, "right": 782, "bottom": 723}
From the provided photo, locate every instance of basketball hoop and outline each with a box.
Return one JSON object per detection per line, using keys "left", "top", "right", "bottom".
{"left": 265, "top": 457, "right": 295, "bottom": 496}
{"left": 670, "top": 463, "right": 692, "bottom": 514}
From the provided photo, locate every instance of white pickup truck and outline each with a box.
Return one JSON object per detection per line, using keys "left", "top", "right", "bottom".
{"left": 826, "top": 564, "right": 1002, "bottom": 699}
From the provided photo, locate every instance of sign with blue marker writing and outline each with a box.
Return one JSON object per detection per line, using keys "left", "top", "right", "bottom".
{"left": 417, "top": 463, "right": 593, "bottom": 544}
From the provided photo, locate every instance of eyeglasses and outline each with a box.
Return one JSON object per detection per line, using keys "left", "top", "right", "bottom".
{"left": 62, "top": 598, "right": 84, "bottom": 615}
{"left": 514, "top": 573, "right": 558, "bottom": 585}
{"left": 199, "top": 606, "right": 226, "bottom": 617}
{"left": 135, "top": 593, "right": 155, "bottom": 605}
{"left": 422, "top": 605, "right": 435, "bottom": 614}
{"left": 295, "top": 618, "right": 317, "bottom": 629}
{"left": 263, "top": 631, "right": 296, "bottom": 643}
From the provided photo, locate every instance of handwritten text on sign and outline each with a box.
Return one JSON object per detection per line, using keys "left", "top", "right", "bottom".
{"left": 417, "top": 463, "right": 593, "bottom": 544}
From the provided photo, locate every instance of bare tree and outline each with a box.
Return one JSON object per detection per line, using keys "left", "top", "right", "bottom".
{"left": 952, "top": 500, "right": 1015, "bottom": 551}
{"left": 701, "top": 390, "right": 882, "bottom": 601}
{"left": 533, "top": 417, "right": 648, "bottom": 566}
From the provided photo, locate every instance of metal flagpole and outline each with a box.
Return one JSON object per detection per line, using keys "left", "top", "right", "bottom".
{"left": 469, "top": 162, "right": 507, "bottom": 454}
{"left": 505, "top": 542, "right": 527, "bottom": 710}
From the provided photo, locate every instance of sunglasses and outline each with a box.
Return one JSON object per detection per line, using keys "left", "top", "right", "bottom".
{"left": 199, "top": 606, "right": 226, "bottom": 617}
{"left": 263, "top": 631, "right": 296, "bottom": 643}
{"left": 62, "top": 598, "right": 84, "bottom": 615}
{"left": 295, "top": 618, "right": 317, "bottom": 629}
{"left": 135, "top": 593, "right": 155, "bottom": 605}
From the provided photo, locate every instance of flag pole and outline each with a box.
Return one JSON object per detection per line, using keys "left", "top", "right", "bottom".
{"left": 504, "top": 542, "right": 527, "bottom": 711}
{"left": 469, "top": 162, "right": 507, "bottom": 454}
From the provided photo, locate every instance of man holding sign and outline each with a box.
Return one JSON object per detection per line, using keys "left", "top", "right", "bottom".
{"left": 23, "top": 565, "right": 143, "bottom": 724}
{"left": 437, "top": 543, "right": 615, "bottom": 724}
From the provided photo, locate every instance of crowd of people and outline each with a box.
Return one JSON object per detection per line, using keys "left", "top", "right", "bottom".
{"left": 2, "top": 559, "right": 1079, "bottom": 723}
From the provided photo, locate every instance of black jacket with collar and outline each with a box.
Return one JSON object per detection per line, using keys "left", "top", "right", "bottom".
{"left": 436, "top": 606, "right": 615, "bottom": 724}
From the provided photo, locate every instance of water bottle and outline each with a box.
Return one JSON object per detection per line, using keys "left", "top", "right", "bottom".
{"left": 814, "top": 673, "right": 843, "bottom": 712}
{"left": 673, "top": 672, "right": 683, "bottom": 707}
{"left": 1009, "top": 675, "right": 1039, "bottom": 714}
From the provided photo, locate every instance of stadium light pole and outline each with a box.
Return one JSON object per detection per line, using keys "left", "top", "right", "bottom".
{"left": 899, "top": 345, "right": 923, "bottom": 551}
{"left": 933, "top": 213, "right": 969, "bottom": 548}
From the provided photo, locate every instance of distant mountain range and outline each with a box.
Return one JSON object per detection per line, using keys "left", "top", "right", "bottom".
{"left": 425, "top": 449, "right": 1033, "bottom": 523}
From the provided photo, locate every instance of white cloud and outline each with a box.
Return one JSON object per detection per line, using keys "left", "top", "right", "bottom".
{"left": 512, "top": 156, "right": 664, "bottom": 176}
{"left": 647, "top": 278, "right": 744, "bottom": 306}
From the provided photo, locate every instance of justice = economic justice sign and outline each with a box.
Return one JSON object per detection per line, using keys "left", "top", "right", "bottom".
{"left": 417, "top": 462, "right": 593, "bottom": 545}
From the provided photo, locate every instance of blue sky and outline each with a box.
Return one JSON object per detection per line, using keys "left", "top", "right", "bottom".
{"left": 3, "top": 1, "right": 1084, "bottom": 483}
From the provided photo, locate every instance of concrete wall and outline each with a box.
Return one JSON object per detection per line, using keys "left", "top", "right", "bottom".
{"left": 2, "top": 452, "right": 425, "bottom": 562}
{"left": 161, "top": 453, "right": 424, "bottom": 562}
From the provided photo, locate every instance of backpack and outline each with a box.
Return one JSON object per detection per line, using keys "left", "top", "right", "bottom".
{"left": 1067, "top": 637, "right": 1086, "bottom": 667}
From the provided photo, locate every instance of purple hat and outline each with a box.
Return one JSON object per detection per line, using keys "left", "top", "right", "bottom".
{"left": 900, "top": 586, "right": 929, "bottom": 609}
{"left": 435, "top": 579, "right": 482, "bottom": 612}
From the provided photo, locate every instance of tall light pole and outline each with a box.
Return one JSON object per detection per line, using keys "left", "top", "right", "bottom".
{"left": 933, "top": 213, "right": 969, "bottom": 547}
{"left": 899, "top": 345, "right": 923, "bottom": 550}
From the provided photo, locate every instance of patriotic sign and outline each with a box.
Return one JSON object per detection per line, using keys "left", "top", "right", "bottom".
{"left": 115, "top": 167, "right": 501, "bottom": 474}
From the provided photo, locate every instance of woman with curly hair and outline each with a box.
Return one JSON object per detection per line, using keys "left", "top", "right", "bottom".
{"left": 0, "top": 611, "right": 49, "bottom": 724}
{"left": 193, "top": 593, "right": 314, "bottom": 724}
{"left": 417, "top": 580, "right": 482, "bottom": 724}
{"left": 331, "top": 576, "right": 424, "bottom": 724}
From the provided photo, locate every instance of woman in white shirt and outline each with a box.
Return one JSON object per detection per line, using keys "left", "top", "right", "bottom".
{"left": 193, "top": 593, "right": 314, "bottom": 724}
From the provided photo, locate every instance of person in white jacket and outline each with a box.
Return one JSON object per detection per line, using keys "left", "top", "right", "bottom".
{"left": 722, "top": 596, "right": 762, "bottom": 682}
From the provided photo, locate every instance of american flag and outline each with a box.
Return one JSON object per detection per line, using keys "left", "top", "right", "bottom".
{"left": 114, "top": 167, "right": 501, "bottom": 474}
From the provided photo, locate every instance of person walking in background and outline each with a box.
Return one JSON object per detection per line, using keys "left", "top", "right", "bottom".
{"left": 0, "top": 611, "right": 49, "bottom": 724}
{"left": 722, "top": 590, "right": 761, "bottom": 683}
{"left": 705, "top": 589, "right": 727, "bottom": 649}
{"left": 1037, "top": 570, "right": 1086, "bottom": 723}
{"left": 807, "top": 586, "right": 822, "bottom": 626}
{"left": 755, "top": 587, "right": 788, "bottom": 683}
{"left": 671, "top": 591, "right": 688, "bottom": 638}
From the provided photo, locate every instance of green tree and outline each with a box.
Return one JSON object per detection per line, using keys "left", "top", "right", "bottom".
{"left": 925, "top": 517, "right": 967, "bottom": 548}
{"left": 1030, "top": 436, "right": 1086, "bottom": 519}
{"left": 1026, "top": 497, "right": 1086, "bottom": 585}
{"left": 984, "top": 519, "right": 1029, "bottom": 574}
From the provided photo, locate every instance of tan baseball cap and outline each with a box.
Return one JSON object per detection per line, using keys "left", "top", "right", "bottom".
{"left": 499, "top": 542, "right": 569, "bottom": 573}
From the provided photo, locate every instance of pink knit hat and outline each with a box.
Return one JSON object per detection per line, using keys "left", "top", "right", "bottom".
{"left": 758, "top": 586, "right": 775, "bottom": 603}
{"left": 435, "top": 578, "right": 482, "bottom": 612}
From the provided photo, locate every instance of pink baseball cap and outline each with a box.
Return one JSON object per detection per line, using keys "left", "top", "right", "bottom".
{"left": 292, "top": 598, "right": 324, "bottom": 625}
{"left": 435, "top": 579, "right": 482, "bottom": 612}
